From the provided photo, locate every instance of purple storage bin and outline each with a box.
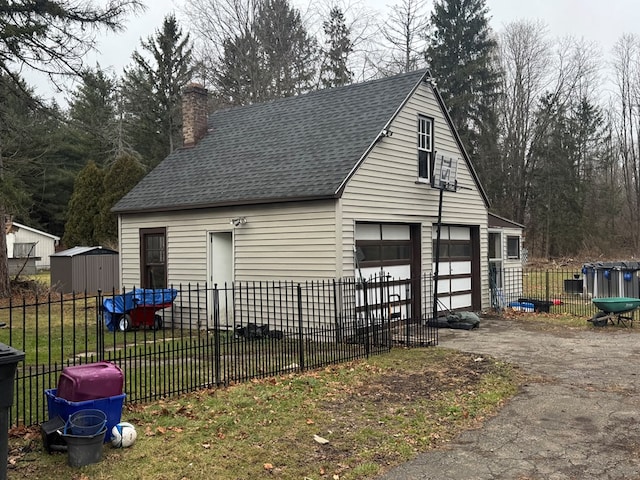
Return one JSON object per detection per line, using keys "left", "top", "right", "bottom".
{"left": 57, "top": 361, "right": 123, "bottom": 402}
{"left": 45, "top": 389, "right": 125, "bottom": 443}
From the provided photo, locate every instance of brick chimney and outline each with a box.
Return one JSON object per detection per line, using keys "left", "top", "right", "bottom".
{"left": 182, "top": 83, "right": 208, "bottom": 148}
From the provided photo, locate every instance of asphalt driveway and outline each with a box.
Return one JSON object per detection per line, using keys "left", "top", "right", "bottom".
{"left": 378, "top": 317, "right": 640, "bottom": 480}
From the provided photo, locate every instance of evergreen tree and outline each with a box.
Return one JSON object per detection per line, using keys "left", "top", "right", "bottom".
{"left": 0, "top": 0, "right": 142, "bottom": 297}
{"left": 63, "top": 161, "right": 106, "bottom": 247}
{"left": 96, "top": 153, "right": 146, "bottom": 246}
{"left": 527, "top": 96, "right": 578, "bottom": 257}
{"left": 217, "top": 29, "right": 265, "bottom": 105}
{"left": 18, "top": 112, "right": 83, "bottom": 237}
{"left": 121, "top": 14, "right": 194, "bottom": 168}
{"left": 0, "top": 77, "right": 77, "bottom": 238}
{"left": 254, "top": 0, "right": 317, "bottom": 98}
{"left": 425, "top": 0, "right": 500, "bottom": 158}
{"left": 216, "top": 0, "right": 317, "bottom": 105}
{"left": 67, "top": 66, "right": 120, "bottom": 167}
{"left": 320, "top": 6, "right": 353, "bottom": 88}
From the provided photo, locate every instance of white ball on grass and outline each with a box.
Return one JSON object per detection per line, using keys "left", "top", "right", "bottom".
{"left": 111, "top": 422, "right": 137, "bottom": 448}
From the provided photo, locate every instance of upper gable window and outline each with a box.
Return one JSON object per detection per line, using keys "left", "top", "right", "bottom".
{"left": 418, "top": 115, "right": 433, "bottom": 182}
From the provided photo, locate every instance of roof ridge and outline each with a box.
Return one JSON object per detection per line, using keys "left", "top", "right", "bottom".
{"left": 212, "top": 69, "right": 429, "bottom": 116}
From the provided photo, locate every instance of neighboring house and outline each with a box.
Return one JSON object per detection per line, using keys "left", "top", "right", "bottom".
{"left": 488, "top": 213, "right": 525, "bottom": 306}
{"left": 5, "top": 219, "right": 60, "bottom": 272}
{"left": 113, "top": 70, "right": 492, "bottom": 328}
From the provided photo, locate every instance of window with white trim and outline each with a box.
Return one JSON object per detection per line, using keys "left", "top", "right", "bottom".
{"left": 507, "top": 236, "right": 520, "bottom": 259}
{"left": 418, "top": 115, "right": 433, "bottom": 181}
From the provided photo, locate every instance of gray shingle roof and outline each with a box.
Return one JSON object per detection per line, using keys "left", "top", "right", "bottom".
{"left": 113, "top": 70, "right": 428, "bottom": 213}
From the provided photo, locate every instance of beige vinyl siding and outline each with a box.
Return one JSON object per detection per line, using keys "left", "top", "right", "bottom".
{"left": 341, "top": 80, "right": 489, "bottom": 308}
{"left": 119, "top": 200, "right": 339, "bottom": 288}
{"left": 234, "top": 203, "right": 337, "bottom": 281}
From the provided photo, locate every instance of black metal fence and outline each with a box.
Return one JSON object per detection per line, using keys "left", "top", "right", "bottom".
{"left": 0, "top": 276, "right": 437, "bottom": 429}
{"left": 5, "top": 267, "right": 619, "bottom": 430}
{"left": 497, "top": 266, "right": 640, "bottom": 320}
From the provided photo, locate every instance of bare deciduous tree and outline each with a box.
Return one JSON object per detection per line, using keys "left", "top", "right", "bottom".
{"left": 378, "top": 0, "right": 429, "bottom": 74}
{"left": 612, "top": 34, "right": 640, "bottom": 250}
{"left": 496, "top": 20, "right": 553, "bottom": 223}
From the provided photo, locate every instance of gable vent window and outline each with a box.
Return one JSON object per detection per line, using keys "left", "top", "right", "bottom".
{"left": 418, "top": 115, "right": 433, "bottom": 182}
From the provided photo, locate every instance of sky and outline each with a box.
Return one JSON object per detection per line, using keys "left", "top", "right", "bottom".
{"left": 26, "top": 0, "right": 640, "bottom": 102}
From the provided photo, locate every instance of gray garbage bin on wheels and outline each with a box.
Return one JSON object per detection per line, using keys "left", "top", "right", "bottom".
{"left": 0, "top": 344, "right": 25, "bottom": 480}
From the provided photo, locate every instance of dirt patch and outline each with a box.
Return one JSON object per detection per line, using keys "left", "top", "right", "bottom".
{"left": 310, "top": 351, "right": 516, "bottom": 470}
{"left": 340, "top": 352, "right": 496, "bottom": 404}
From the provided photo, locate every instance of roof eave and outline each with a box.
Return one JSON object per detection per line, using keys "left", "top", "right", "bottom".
{"left": 113, "top": 193, "right": 339, "bottom": 215}
{"left": 488, "top": 212, "right": 525, "bottom": 229}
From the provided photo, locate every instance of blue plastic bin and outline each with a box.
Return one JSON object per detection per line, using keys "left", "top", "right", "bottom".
{"left": 508, "top": 301, "right": 534, "bottom": 312}
{"left": 45, "top": 389, "right": 125, "bottom": 442}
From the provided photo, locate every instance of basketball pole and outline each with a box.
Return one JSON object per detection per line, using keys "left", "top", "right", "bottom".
{"left": 432, "top": 185, "right": 444, "bottom": 324}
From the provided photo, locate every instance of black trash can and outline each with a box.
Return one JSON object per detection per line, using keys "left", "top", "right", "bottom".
{"left": 0, "top": 344, "right": 25, "bottom": 480}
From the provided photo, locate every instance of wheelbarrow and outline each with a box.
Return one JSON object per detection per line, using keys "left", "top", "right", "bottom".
{"left": 588, "top": 297, "right": 640, "bottom": 327}
{"left": 102, "top": 288, "right": 178, "bottom": 332}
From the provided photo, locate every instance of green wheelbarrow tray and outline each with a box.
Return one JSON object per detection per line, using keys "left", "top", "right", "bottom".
{"left": 589, "top": 297, "right": 640, "bottom": 327}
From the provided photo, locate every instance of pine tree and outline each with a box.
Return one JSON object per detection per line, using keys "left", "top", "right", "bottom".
{"left": 96, "top": 153, "right": 146, "bottom": 246}
{"left": 63, "top": 161, "right": 106, "bottom": 247}
{"left": 217, "top": 30, "right": 266, "bottom": 105}
{"left": 67, "top": 66, "right": 120, "bottom": 167}
{"left": 0, "top": 0, "right": 142, "bottom": 297}
{"left": 216, "top": 0, "right": 317, "bottom": 105}
{"left": 425, "top": 0, "right": 500, "bottom": 158}
{"left": 320, "top": 7, "right": 353, "bottom": 88}
{"left": 121, "top": 14, "right": 194, "bottom": 168}
{"left": 0, "top": 77, "right": 77, "bottom": 245}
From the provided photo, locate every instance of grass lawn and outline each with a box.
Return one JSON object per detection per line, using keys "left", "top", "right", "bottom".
{"left": 8, "top": 346, "right": 521, "bottom": 480}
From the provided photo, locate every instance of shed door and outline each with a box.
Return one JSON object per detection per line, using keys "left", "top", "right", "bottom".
{"left": 433, "top": 226, "right": 479, "bottom": 311}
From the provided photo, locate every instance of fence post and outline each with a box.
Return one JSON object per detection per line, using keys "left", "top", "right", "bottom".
{"left": 297, "top": 284, "right": 305, "bottom": 372}
{"left": 363, "top": 279, "right": 370, "bottom": 358}
{"left": 213, "top": 284, "right": 221, "bottom": 386}
{"left": 333, "top": 279, "right": 341, "bottom": 344}
{"left": 545, "top": 270, "right": 550, "bottom": 304}
{"left": 97, "top": 289, "right": 104, "bottom": 361}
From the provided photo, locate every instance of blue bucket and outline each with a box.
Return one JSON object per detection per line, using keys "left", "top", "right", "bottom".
{"left": 64, "top": 409, "right": 107, "bottom": 437}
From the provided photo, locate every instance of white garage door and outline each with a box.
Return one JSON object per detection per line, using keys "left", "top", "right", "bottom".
{"left": 355, "top": 223, "right": 414, "bottom": 321}
{"left": 433, "top": 226, "right": 473, "bottom": 311}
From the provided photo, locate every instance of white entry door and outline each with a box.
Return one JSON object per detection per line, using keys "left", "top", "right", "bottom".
{"left": 209, "top": 231, "right": 233, "bottom": 328}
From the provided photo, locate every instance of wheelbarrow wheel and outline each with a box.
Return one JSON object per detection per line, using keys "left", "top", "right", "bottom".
{"left": 153, "top": 314, "right": 163, "bottom": 330}
{"left": 589, "top": 311, "right": 608, "bottom": 327}
{"left": 119, "top": 314, "right": 132, "bottom": 332}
